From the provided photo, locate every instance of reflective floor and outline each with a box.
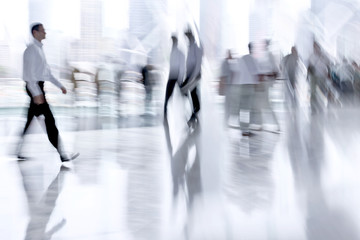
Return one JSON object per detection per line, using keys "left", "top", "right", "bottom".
{"left": 1, "top": 82, "right": 360, "bottom": 240}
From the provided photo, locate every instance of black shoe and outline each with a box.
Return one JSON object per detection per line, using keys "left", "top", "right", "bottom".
{"left": 17, "top": 155, "right": 27, "bottom": 161}
{"left": 242, "top": 131, "right": 252, "bottom": 137}
{"left": 187, "top": 113, "right": 199, "bottom": 127}
{"left": 60, "top": 152, "right": 80, "bottom": 162}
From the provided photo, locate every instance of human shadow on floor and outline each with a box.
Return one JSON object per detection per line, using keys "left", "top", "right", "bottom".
{"left": 17, "top": 163, "right": 69, "bottom": 240}
{"left": 163, "top": 117, "right": 202, "bottom": 211}
{"left": 287, "top": 112, "right": 359, "bottom": 240}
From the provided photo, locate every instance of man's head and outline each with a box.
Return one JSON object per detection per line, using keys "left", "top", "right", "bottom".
{"left": 31, "top": 23, "right": 46, "bottom": 42}
{"left": 248, "top": 42, "right": 253, "bottom": 54}
{"left": 171, "top": 35, "right": 178, "bottom": 46}
{"left": 185, "top": 29, "right": 194, "bottom": 42}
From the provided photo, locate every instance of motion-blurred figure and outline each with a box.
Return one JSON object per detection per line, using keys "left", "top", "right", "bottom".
{"left": 219, "top": 49, "right": 233, "bottom": 123}
{"left": 352, "top": 61, "right": 360, "bottom": 99}
{"left": 163, "top": 36, "right": 185, "bottom": 117}
{"left": 17, "top": 23, "right": 79, "bottom": 162}
{"left": 283, "top": 46, "right": 300, "bottom": 111}
{"left": 336, "top": 58, "right": 354, "bottom": 93}
{"left": 307, "top": 41, "right": 329, "bottom": 114}
{"left": 229, "top": 43, "right": 261, "bottom": 136}
{"left": 142, "top": 64, "right": 156, "bottom": 113}
{"left": 181, "top": 29, "right": 203, "bottom": 126}
{"left": 255, "top": 40, "right": 280, "bottom": 133}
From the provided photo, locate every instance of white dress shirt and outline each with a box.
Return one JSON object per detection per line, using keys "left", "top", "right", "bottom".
{"left": 258, "top": 52, "right": 278, "bottom": 74}
{"left": 230, "top": 54, "right": 260, "bottom": 85}
{"left": 258, "top": 52, "right": 279, "bottom": 82}
{"left": 23, "top": 39, "right": 64, "bottom": 97}
{"left": 169, "top": 46, "right": 185, "bottom": 84}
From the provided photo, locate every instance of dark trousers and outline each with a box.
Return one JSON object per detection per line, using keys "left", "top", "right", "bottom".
{"left": 164, "top": 79, "right": 178, "bottom": 114}
{"left": 190, "top": 86, "right": 200, "bottom": 113}
{"left": 183, "top": 76, "right": 201, "bottom": 114}
{"left": 22, "top": 82, "right": 60, "bottom": 153}
{"left": 164, "top": 78, "right": 201, "bottom": 115}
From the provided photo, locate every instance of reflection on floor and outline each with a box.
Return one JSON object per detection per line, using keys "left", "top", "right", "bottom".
{"left": 1, "top": 103, "right": 360, "bottom": 239}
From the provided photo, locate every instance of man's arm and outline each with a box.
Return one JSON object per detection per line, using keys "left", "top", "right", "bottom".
{"left": 46, "top": 65, "right": 67, "bottom": 94}
{"left": 269, "top": 53, "right": 279, "bottom": 77}
{"left": 188, "top": 46, "right": 202, "bottom": 81}
{"left": 23, "top": 48, "right": 45, "bottom": 104}
{"left": 178, "top": 52, "right": 186, "bottom": 85}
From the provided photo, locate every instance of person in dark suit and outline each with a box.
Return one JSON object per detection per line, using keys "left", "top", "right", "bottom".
{"left": 180, "top": 29, "right": 203, "bottom": 126}
{"left": 164, "top": 35, "right": 186, "bottom": 117}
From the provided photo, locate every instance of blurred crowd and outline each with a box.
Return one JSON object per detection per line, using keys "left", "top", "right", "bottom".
{"left": 218, "top": 37, "right": 360, "bottom": 135}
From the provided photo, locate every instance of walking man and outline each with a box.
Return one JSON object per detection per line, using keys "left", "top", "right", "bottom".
{"left": 18, "top": 23, "right": 79, "bottom": 162}
{"left": 229, "top": 43, "right": 261, "bottom": 136}
{"left": 181, "top": 29, "right": 203, "bottom": 125}
{"left": 164, "top": 35, "right": 186, "bottom": 117}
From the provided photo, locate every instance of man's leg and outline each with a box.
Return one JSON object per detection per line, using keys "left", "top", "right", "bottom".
{"left": 22, "top": 103, "right": 36, "bottom": 135}
{"left": 17, "top": 88, "right": 37, "bottom": 158}
{"left": 17, "top": 103, "right": 36, "bottom": 158}
{"left": 263, "top": 82, "right": 280, "bottom": 129}
{"left": 41, "top": 103, "right": 79, "bottom": 161}
{"left": 186, "top": 85, "right": 201, "bottom": 127}
{"left": 228, "top": 85, "right": 241, "bottom": 127}
{"left": 224, "top": 84, "right": 231, "bottom": 123}
{"left": 164, "top": 79, "right": 177, "bottom": 115}
{"left": 40, "top": 103, "right": 61, "bottom": 153}
{"left": 251, "top": 83, "right": 264, "bottom": 127}
{"left": 190, "top": 86, "right": 200, "bottom": 114}
{"left": 239, "top": 84, "right": 254, "bottom": 135}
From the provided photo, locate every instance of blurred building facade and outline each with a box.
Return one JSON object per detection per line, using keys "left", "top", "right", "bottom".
{"left": 2, "top": 0, "right": 360, "bottom": 97}
{"left": 68, "top": 0, "right": 103, "bottom": 63}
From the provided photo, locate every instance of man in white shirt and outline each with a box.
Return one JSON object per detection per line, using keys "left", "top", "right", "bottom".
{"left": 18, "top": 23, "right": 78, "bottom": 162}
{"left": 164, "top": 35, "right": 185, "bottom": 116}
{"left": 229, "top": 43, "right": 261, "bottom": 136}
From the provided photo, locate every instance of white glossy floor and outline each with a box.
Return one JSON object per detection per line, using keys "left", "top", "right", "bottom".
{"left": 1, "top": 84, "right": 360, "bottom": 240}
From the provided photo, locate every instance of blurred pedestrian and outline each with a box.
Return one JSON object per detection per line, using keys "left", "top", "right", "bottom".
{"left": 17, "top": 23, "right": 79, "bottom": 162}
{"left": 142, "top": 64, "right": 155, "bottom": 112}
{"left": 255, "top": 40, "right": 280, "bottom": 133}
{"left": 307, "top": 41, "right": 329, "bottom": 114}
{"left": 181, "top": 29, "right": 203, "bottom": 126}
{"left": 228, "top": 43, "right": 261, "bottom": 136}
{"left": 283, "top": 46, "right": 300, "bottom": 111}
{"left": 219, "top": 49, "right": 233, "bottom": 123}
{"left": 164, "top": 35, "right": 185, "bottom": 117}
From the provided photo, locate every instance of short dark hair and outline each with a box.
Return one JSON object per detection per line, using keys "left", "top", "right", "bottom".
{"left": 31, "top": 23, "right": 42, "bottom": 36}
{"left": 185, "top": 28, "right": 193, "bottom": 38}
